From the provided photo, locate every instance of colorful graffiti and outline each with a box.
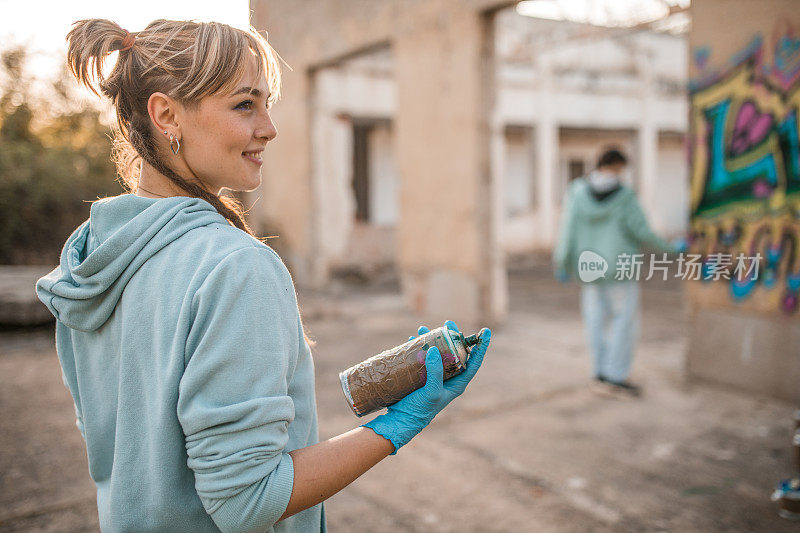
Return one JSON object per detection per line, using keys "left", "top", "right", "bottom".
{"left": 689, "top": 24, "right": 800, "bottom": 315}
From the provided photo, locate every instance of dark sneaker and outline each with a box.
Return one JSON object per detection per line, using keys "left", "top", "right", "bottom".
{"left": 590, "top": 375, "right": 609, "bottom": 394}
{"left": 604, "top": 379, "right": 642, "bottom": 398}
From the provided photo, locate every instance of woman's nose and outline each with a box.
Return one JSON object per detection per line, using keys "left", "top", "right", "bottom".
{"left": 258, "top": 113, "right": 277, "bottom": 142}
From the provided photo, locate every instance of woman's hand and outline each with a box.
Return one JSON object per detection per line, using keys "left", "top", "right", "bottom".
{"left": 362, "top": 320, "right": 491, "bottom": 454}
{"left": 281, "top": 321, "right": 491, "bottom": 521}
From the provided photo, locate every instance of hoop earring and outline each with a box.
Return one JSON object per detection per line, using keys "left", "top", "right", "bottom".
{"left": 169, "top": 134, "right": 181, "bottom": 155}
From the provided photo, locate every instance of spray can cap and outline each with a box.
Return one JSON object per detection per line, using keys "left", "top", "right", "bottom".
{"left": 464, "top": 334, "right": 480, "bottom": 347}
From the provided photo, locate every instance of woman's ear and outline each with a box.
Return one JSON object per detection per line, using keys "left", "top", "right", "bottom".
{"left": 147, "top": 92, "right": 181, "bottom": 139}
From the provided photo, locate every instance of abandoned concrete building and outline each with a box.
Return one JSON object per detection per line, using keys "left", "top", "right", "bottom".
{"left": 248, "top": 1, "right": 688, "bottom": 327}
{"left": 248, "top": 0, "right": 799, "bottom": 403}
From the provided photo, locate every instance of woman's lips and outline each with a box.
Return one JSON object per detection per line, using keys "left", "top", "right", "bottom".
{"left": 242, "top": 151, "right": 263, "bottom": 165}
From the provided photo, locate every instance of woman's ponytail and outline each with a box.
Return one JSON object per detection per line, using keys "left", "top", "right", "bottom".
{"left": 66, "top": 19, "right": 133, "bottom": 100}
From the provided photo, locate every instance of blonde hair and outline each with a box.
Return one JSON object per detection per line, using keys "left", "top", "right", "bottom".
{"left": 65, "top": 18, "right": 282, "bottom": 236}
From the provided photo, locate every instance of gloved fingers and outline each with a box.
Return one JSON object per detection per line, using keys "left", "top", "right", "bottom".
{"left": 445, "top": 328, "right": 491, "bottom": 392}
{"left": 422, "top": 346, "right": 444, "bottom": 395}
{"left": 410, "top": 325, "right": 431, "bottom": 341}
{"left": 471, "top": 328, "right": 492, "bottom": 358}
{"left": 444, "top": 320, "right": 459, "bottom": 333}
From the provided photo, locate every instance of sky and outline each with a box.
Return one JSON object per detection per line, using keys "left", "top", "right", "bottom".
{"left": 0, "top": 0, "right": 251, "bottom": 82}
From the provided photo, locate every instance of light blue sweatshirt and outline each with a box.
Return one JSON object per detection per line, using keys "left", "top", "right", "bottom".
{"left": 553, "top": 177, "right": 673, "bottom": 282}
{"left": 35, "top": 193, "right": 324, "bottom": 533}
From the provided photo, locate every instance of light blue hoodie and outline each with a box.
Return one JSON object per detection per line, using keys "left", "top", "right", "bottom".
{"left": 35, "top": 193, "right": 324, "bottom": 533}
{"left": 553, "top": 177, "right": 673, "bottom": 282}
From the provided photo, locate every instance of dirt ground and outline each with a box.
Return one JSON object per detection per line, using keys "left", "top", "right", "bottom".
{"left": 1, "top": 266, "right": 797, "bottom": 532}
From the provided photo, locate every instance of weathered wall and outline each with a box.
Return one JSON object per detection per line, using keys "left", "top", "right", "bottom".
{"left": 251, "top": 0, "right": 515, "bottom": 326}
{"left": 300, "top": 16, "right": 689, "bottom": 262}
{"left": 686, "top": 0, "right": 800, "bottom": 402}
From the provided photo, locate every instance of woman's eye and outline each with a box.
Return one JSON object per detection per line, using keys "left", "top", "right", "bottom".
{"left": 235, "top": 100, "right": 254, "bottom": 110}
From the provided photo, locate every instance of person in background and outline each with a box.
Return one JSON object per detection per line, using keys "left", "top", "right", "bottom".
{"left": 553, "top": 148, "right": 673, "bottom": 398}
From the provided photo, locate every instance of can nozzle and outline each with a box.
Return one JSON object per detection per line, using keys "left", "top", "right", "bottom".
{"left": 464, "top": 334, "right": 480, "bottom": 347}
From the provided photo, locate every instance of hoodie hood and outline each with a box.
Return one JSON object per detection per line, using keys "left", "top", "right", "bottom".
{"left": 571, "top": 177, "right": 632, "bottom": 222}
{"left": 36, "top": 194, "right": 227, "bottom": 332}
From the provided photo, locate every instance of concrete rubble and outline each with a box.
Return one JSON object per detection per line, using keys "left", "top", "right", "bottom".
{"left": 0, "top": 266, "right": 55, "bottom": 327}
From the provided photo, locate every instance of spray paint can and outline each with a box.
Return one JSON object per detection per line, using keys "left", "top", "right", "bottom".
{"left": 772, "top": 478, "right": 800, "bottom": 521}
{"left": 339, "top": 325, "right": 480, "bottom": 417}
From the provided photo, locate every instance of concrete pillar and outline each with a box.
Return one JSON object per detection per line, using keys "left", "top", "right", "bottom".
{"left": 309, "top": 80, "right": 354, "bottom": 287}
{"left": 394, "top": 8, "right": 505, "bottom": 327}
{"left": 487, "top": 17, "right": 509, "bottom": 325}
{"left": 636, "top": 125, "right": 659, "bottom": 226}
{"left": 636, "top": 48, "right": 659, "bottom": 226}
{"left": 685, "top": 0, "right": 800, "bottom": 402}
{"left": 309, "top": 83, "right": 330, "bottom": 288}
{"left": 535, "top": 53, "right": 558, "bottom": 246}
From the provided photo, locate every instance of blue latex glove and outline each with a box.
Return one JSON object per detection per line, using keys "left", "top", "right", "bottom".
{"left": 671, "top": 236, "right": 689, "bottom": 254}
{"left": 362, "top": 320, "right": 491, "bottom": 454}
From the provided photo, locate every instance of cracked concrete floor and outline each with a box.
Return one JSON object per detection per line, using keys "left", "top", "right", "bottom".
{"left": 1, "top": 268, "right": 796, "bottom": 532}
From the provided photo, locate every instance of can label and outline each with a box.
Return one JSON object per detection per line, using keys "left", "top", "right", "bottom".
{"left": 340, "top": 326, "right": 470, "bottom": 417}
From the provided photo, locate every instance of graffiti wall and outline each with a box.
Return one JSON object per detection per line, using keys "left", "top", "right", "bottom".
{"left": 689, "top": 22, "right": 800, "bottom": 315}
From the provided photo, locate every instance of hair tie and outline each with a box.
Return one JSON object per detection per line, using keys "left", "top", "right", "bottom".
{"left": 118, "top": 30, "right": 136, "bottom": 52}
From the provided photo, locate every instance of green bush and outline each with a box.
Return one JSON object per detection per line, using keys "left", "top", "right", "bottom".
{"left": 0, "top": 46, "right": 121, "bottom": 265}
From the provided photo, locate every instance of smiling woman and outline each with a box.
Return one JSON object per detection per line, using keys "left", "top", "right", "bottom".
{"left": 36, "top": 16, "right": 492, "bottom": 533}
{"left": 66, "top": 18, "right": 281, "bottom": 236}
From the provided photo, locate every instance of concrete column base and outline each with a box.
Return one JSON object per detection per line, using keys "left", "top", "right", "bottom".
{"left": 0, "top": 266, "right": 56, "bottom": 326}
{"left": 686, "top": 307, "right": 800, "bottom": 403}
{"left": 401, "top": 269, "right": 481, "bottom": 329}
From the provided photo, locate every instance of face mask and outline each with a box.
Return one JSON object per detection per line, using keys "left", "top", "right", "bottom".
{"left": 587, "top": 169, "right": 620, "bottom": 192}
